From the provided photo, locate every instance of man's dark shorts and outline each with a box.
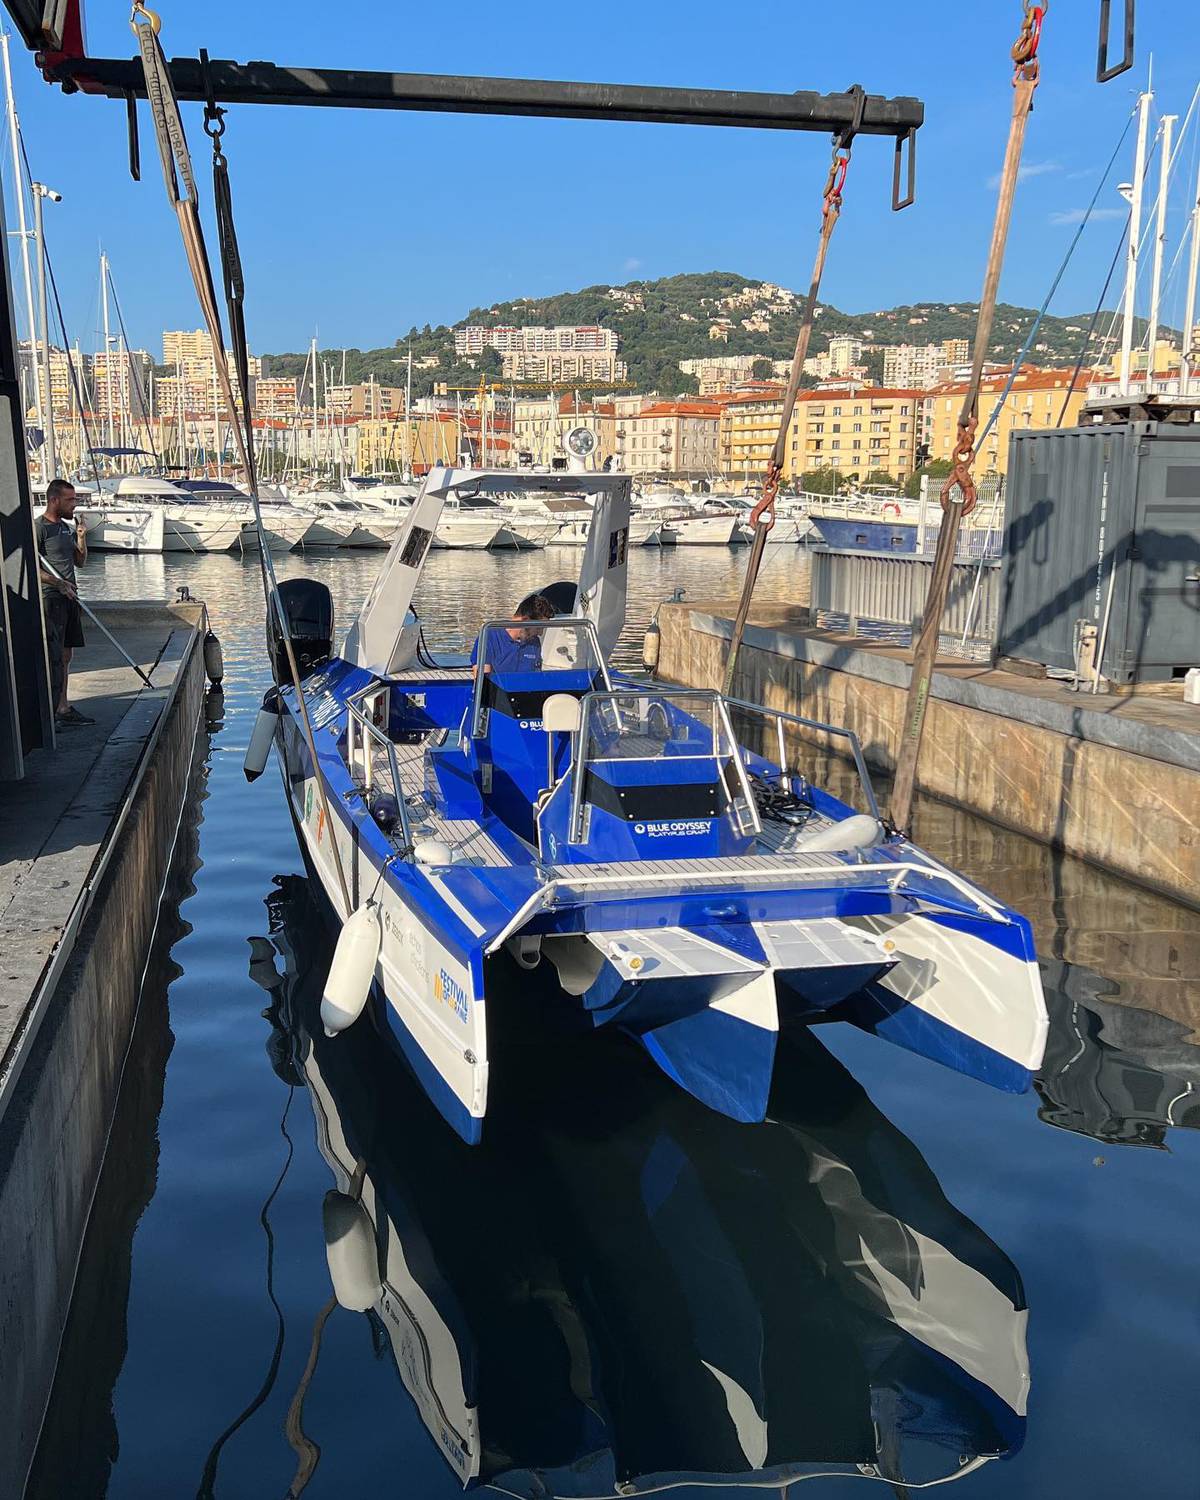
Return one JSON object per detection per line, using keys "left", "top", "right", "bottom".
{"left": 44, "top": 591, "right": 85, "bottom": 703}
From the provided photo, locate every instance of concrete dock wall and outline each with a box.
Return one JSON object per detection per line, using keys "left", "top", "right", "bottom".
{"left": 0, "top": 605, "right": 205, "bottom": 1500}
{"left": 658, "top": 603, "right": 1199, "bottom": 907}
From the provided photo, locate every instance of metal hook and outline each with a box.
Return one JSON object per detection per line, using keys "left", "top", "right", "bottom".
{"left": 124, "top": 90, "right": 141, "bottom": 181}
{"left": 891, "top": 125, "right": 916, "bottom": 211}
{"left": 834, "top": 82, "right": 867, "bottom": 152}
{"left": 1097, "top": 0, "right": 1134, "bottom": 82}
{"left": 199, "top": 47, "right": 226, "bottom": 138}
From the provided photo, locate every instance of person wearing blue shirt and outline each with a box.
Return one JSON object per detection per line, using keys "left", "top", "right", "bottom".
{"left": 470, "top": 592, "right": 554, "bottom": 674}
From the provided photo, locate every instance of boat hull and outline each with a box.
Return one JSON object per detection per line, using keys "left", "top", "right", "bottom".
{"left": 78, "top": 506, "right": 165, "bottom": 553}
{"left": 271, "top": 663, "right": 1046, "bottom": 1148}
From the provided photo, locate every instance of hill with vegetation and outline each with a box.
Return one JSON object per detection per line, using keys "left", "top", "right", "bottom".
{"left": 259, "top": 270, "right": 1173, "bottom": 398}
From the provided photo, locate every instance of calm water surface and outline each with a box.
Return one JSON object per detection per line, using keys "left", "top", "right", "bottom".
{"left": 26, "top": 548, "right": 1200, "bottom": 1499}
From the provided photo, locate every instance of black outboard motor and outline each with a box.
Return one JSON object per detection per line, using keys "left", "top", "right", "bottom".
{"left": 269, "top": 578, "right": 334, "bottom": 683}
{"left": 540, "top": 579, "right": 579, "bottom": 615}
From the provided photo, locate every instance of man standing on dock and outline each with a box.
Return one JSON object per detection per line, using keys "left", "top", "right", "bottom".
{"left": 35, "top": 478, "right": 93, "bottom": 728}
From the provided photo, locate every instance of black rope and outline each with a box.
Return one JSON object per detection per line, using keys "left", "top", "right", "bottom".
{"left": 15, "top": 130, "right": 106, "bottom": 481}
{"left": 106, "top": 268, "right": 163, "bottom": 468}
{"left": 1057, "top": 209, "right": 1130, "bottom": 427}
{"left": 194, "top": 1085, "right": 296, "bottom": 1500}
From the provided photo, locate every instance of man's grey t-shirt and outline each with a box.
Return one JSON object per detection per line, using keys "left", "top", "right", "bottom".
{"left": 34, "top": 515, "right": 77, "bottom": 598}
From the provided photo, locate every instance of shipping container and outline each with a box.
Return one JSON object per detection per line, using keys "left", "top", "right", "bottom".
{"left": 996, "top": 422, "right": 1200, "bottom": 683}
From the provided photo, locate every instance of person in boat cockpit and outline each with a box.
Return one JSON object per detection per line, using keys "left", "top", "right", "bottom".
{"left": 469, "top": 592, "right": 555, "bottom": 676}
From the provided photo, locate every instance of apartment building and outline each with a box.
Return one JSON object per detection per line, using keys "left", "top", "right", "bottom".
{"left": 357, "top": 414, "right": 459, "bottom": 474}
{"left": 254, "top": 377, "right": 298, "bottom": 415}
{"left": 827, "top": 335, "right": 864, "bottom": 375}
{"left": 92, "top": 348, "right": 152, "bottom": 420}
{"left": 926, "top": 368, "right": 1086, "bottom": 475}
{"left": 512, "top": 394, "right": 617, "bottom": 467}
{"left": 721, "top": 386, "right": 922, "bottom": 483}
{"left": 883, "top": 338, "right": 973, "bottom": 390}
{"left": 616, "top": 400, "right": 722, "bottom": 478}
{"left": 18, "top": 342, "right": 81, "bottom": 417}
{"left": 325, "top": 381, "right": 405, "bottom": 420}
{"left": 162, "top": 328, "right": 212, "bottom": 364}
{"left": 454, "top": 324, "right": 620, "bottom": 356}
{"left": 499, "top": 349, "right": 628, "bottom": 384}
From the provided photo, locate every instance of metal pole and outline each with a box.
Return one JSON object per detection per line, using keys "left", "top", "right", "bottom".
{"left": 2, "top": 33, "right": 42, "bottom": 458}
{"left": 1119, "top": 90, "right": 1151, "bottom": 397}
{"left": 32, "top": 182, "right": 56, "bottom": 482}
{"left": 1182, "top": 156, "right": 1200, "bottom": 395}
{"left": 37, "top": 554, "right": 155, "bottom": 686}
{"left": 101, "top": 252, "right": 115, "bottom": 448}
{"left": 1144, "top": 114, "right": 1175, "bottom": 396}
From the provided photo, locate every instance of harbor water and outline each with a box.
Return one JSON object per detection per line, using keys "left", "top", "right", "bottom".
{"left": 24, "top": 548, "right": 1200, "bottom": 1500}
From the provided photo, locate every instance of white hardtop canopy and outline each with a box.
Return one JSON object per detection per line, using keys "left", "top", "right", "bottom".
{"left": 343, "top": 464, "right": 633, "bottom": 676}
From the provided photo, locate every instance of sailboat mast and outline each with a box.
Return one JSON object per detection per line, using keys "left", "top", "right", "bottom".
{"left": 1145, "top": 113, "right": 1176, "bottom": 395}
{"left": 310, "top": 335, "right": 319, "bottom": 483}
{"left": 1181, "top": 156, "right": 1200, "bottom": 397}
{"left": 2, "top": 33, "right": 43, "bottom": 453}
{"left": 1119, "top": 88, "right": 1152, "bottom": 398}
{"left": 405, "top": 344, "right": 413, "bottom": 479}
{"left": 101, "top": 253, "right": 115, "bottom": 449}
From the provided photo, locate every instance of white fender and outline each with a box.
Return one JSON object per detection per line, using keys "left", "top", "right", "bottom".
{"left": 243, "top": 700, "right": 279, "bottom": 783}
{"left": 793, "top": 813, "right": 883, "bottom": 854}
{"left": 642, "top": 616, "right": 661, "bottom": 672}
{"left": 321, "top": 903, "right": 381, "bottom": 1037}
{"left": 414, "top": 838, "right": 455, "bottom": 866}
{"left": 322, "top": 1190, "right": 379, "bottom": 1312}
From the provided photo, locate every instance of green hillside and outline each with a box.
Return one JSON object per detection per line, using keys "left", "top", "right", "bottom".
{"left": 260, "top": 271, "right": 1173, "bottom": 398}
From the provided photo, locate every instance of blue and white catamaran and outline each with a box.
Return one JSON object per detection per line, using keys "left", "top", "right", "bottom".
{"left": 249, "top": 463, "right": 1048, "bottom": 1144}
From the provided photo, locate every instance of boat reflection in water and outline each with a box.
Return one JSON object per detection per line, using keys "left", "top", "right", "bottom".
{"left": 254, "top": 874, "right": 1031, "bottom": 1497}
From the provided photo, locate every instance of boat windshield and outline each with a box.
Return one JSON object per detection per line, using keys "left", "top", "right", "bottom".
{"left": 473, "top": 618, "right": 608, "bottom": 680}
{"left": 582, "top": 689, "right": 736, "bottom": 763}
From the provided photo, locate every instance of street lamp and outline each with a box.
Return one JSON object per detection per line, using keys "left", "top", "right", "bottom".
{"left": 31, "top": 181, "right": 62, "bottom": 482}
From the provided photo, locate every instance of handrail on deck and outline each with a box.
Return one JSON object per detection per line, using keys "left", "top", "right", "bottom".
{"left": 725, "top": 697, "right": 882, "bottom": 823}
{"left": 346, "top": 685, "right": 415, "bottom": 856}
{"left": 485, "top": 855, "right": 1008, "bottom": 952}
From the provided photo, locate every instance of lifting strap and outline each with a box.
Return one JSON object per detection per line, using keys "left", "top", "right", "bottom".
{"left": 130, "top": 2, "right": 353, "bottom": 914}
{"left": 888, "top": 2, "right": 1046, "bottom": 835}
{"left": 721, "top": 86, "right": 865, "bottom": 696}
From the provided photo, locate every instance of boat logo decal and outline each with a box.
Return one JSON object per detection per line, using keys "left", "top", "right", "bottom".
{"left": 608, "top": 526, "right": 628, "bottom": 568}
{"left": 518, "top": 719, "right": 545, "bottom": 731}
{"left": 304, "top": 784, "right": 313, "bottom": 821}
{"left": 433, "top": 968, "right": 469, "bottom": 1023}
{"left": 634, "top": 819, "right": 713, "bottom": 838}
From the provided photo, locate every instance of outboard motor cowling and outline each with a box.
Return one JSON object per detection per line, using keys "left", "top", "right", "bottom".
{"left": 269, "top": 578, "right": 333, "bottom": 683}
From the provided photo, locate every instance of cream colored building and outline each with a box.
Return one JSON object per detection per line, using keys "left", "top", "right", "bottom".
{"left": 617, "top": 400, "right": 721, "bottom": 478}
{"left": 925, "top": 368, "right": 1087, "bottom": 475}
{"left": 721, "top": 386, "right": 922, "bottom": 484}
{"left": 162, "top": 329, "right": 211, "bottom": 364}
{"left": 512, "top": 396, "right": 617, "bottom": 468}
{"left": 357, "top": 414, "right": 460, "bottom": 474}
{"left": 326, "top": 381, "right": 405, "bottom": 420}
{"left": 254, "top": 377, "right": 298, "bottom": 416}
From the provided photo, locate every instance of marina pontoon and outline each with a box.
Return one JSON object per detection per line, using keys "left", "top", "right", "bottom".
{"left": 250, "top": 463, "right": 1048, "bottom": 1144}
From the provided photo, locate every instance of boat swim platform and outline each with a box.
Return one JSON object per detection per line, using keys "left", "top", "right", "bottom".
{"left": 657, "top": 601, "right": 1200, "bottom": 909}
{"left": 0, "top": 599, "right": 208, "bottom": 1500}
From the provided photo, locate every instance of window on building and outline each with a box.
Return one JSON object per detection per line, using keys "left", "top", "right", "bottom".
{"left": 831, "top": 439, "right": 841, "bottom": 449}
{"left": 832, "top": 406, "right": 842, "bottom": 416}
{"left": 852, "top": 423, "right": 862, "bottom": 433}
{"left": 852, "top": 439, "right": 861, "bottom": 450}
{"left": 901, "top": 405, "right": 910, "bottom": 415}
{"left": 899, "top": 422, "right": 908, "bottom": 432}
{"left": 853, "top": 406, "right": 863, "bottom": 416}
{"left": 832, "top": 423, "right": 841, "bottom": 433}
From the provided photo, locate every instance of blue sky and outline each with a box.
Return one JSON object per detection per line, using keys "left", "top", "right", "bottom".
{"left": 3, "top": 1, "right": 1198, "bottom": 357}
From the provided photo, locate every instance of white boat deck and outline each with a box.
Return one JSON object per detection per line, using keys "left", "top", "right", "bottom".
{"left": 369, "top": 726, "right": 841, "bottom": 871}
